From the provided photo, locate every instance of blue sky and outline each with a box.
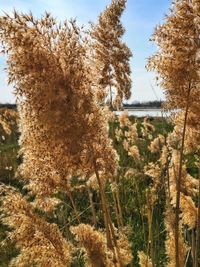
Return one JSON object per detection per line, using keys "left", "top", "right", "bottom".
{"left": 0, "top": 0, "right": 171, "bottom": 103}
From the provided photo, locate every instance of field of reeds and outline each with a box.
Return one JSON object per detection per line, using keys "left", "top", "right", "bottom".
{"left": 0, "top": 0, "right": 200, "bottom": 266}
{"left": 0, "top": 107, "right": 199, "bottom": 267}
{"left": 0, "top": 108, "right": 172, "bottom": 266}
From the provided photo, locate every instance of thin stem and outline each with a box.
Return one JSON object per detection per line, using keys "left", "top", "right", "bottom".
{"left": 109, "top": 85, "right": 113, "bottom": 109}
{"left": 175, "top": 84, "right": 192, "bottom": 267}
{"left": 134, "top": 179, "right": 147, "bottom": 251}
{"left": 166, "top": 154, "right": 171, "bottom": 200}
{"left": 112, "top": 176, "right": 124, "bottom": 228}
{"left": 67, "top": 191, "right": 81, "bottom": 224}
{"left": 86, "top": 185, "right": 97, "bottom": 227}
{"left": 114, "top": 178, "right": 124, "bottom": 227}
{"left": 150, "top": 207, "right": 155, "bottom": 267}
{"left": 184, "top": 248, "right": 191, "bottom": 267}
{"left": 93, "top": 158, "right": 122, "bottom": 266}
{"left": 146, "top": 197, "right": 155, "bottom": 267}
{"left": 192, "top": 229, "right": 196, "bottom": 267}
{"left": 195, "top": 167, "right": 200, "bottom": 267}
{"left": 112, "top": 189, "right": 121, "bottom": 228}
{"left": 93, "top": 161, "right": 112, "bottom": 248}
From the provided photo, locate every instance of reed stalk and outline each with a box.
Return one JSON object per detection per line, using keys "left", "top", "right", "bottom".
{"left": 195, "top": 167, "right": 200, "bottom": 267}
{"left": 93, "top": 158, "right": 123, "bottom": 266}
{"left": 67, "top": 191, "right": 81, "bottom": 224}
{"left": 86, "top": 185, "right": 97, "bottom": 227}
{"left": 175, "top": 84, "right": 191, "bottom": 267}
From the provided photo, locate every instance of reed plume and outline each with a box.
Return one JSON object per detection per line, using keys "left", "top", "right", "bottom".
{"left": 90, "top": 0, "right": 132, "bottom": 109}
{"left": 0, "top": 184, "right": 72, "bottom": 267}
{"left": 147, "top": 1, "right": 200, "bottom": 265}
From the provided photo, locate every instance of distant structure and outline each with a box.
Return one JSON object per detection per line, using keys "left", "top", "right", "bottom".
{"left": 123, "top": 100, "right": 163, "bottom": 109}
{"left": 0, "top": 103, "right": 16, "bottom": 109}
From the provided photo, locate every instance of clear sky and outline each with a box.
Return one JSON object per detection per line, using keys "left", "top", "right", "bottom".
{"left": 0, "top": 0, "right": 171, "bottom": 103}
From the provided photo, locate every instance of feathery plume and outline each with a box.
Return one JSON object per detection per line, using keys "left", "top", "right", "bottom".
{"left": 90, "top": 0, "right": 132, "bottom": 109}
{"left": 0, "top": 184, "right": 72, "bottom": 267}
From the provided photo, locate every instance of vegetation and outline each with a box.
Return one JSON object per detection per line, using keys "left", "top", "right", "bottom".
{"left": 147, "top": 1, "right": 200, "bottom": 266}
{"left": 0, "top": 109, "right": 175, "bottom": 266}
{"left": 0, "top": 0, "right": 199, "bottom": 267}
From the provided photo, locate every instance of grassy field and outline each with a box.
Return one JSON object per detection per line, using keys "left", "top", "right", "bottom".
{"left": 1, "top": 113, "right": 197, "bottom": 266}
{"left": 0, "top": 110, "right": 20, "bottom": 267}
{"left": 0, "top": 110, "right": 197, "bottom": 267}
{"left": 1, "top": 112, "right": 197, "bottom": 267}
{"left": 0, "top": 109, "right": 177, "bottom": 266}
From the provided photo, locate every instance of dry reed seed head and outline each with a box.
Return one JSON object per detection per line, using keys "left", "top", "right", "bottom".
{"left": 71, "top": 223, "right": 132, "bottom": 267}
{"left": 0, "top": 12, "right": 118, "bottom": 204}
{"left": 0, "top": 185, "right": 72, "bottom": 267}
{"left": 0, "top": 109, "right": 18, "bottom": 137}
{"left": 143, "top": 117, "right": 155, "bottom": 130}
{"left": 31, "top": 197, "right": 61, "bottom": 213}
{"left": 86, "top": 171, "right": 109, "bottom": 190}
{"left": 123, "top": 140, "right": 129, "bottom": 151}
{"left": 118, "top": 111, "right": 130, "bottom": 128}
{"left": 90, "top": 0, "right": 132, "bottom": 108}
{"left": 184, "top": 127, "right": 200, "bottom": 154}
{"left": 169, "top": 149, "right": 199, "bottom": 197}
{"left": 182, "top": 171, "right": 199, "bottom": 196}
{"left": 115, "top": 128, "right": 124, "bottom": 141}
{"left": 128, "top": 145, "right": 140, "bottom": 161}
{"left": 195, "top": 155, "right": 200, "bottom": 169}
{"left": 169, "top": 151, "right": 198, "bottom": 230}
{"left": 172, "top": 111, "right": 200, "bottom": 154}
{"left": 159, "top": 145, "right": 169, "bottom": 166}
{"left": 165, "top": 233, "right": 188, "bottom": 267}
{"left": 164, "top": 207, "right": 189, "bottom": 267}
{"left": 126, "top": 123, "right": 138, "bottom": 141}
{"left": 141, "top": 118, "right": 155, "bottom": 138}
{"left": 166, "top": 126, "right": 182, "bottom": 150}
{"left": 170, "top": 192, "right": 197, "bottom": 229}
{"left": 124, "top": 168, "right": 140, "bottom": 179}
{"left": 138, "top": 251, "right": 153, "bottom": 267}
{"left": 116, "top": 116, "right": 138, "bottom": 145}
{"left": 70, "top": 224, "right": 114, "bottom": 267}
{"left": 179, "top": 194, "right": 197, "bottom": 229}
{"left": 144, "top": 163, "right": 162, "bottom": 190}
{"left": 116, "top": 232, "right": 133, "bottom": 266}
{"left": 117, "top": 115, "right": 140, "bottom": 161}
{"left": 148, "top": 134, "right": 165, "bottom": 153}
{"left": 147, "top": 0, "right": 200, "bottom": 120}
